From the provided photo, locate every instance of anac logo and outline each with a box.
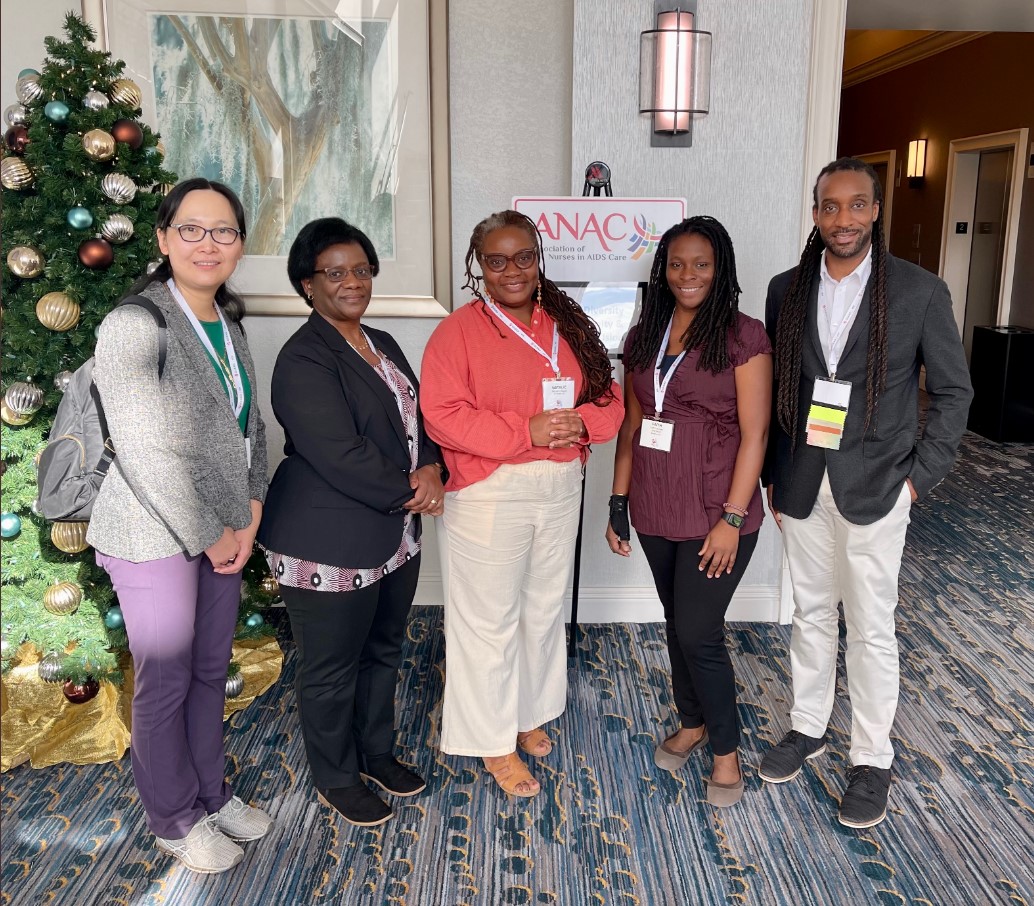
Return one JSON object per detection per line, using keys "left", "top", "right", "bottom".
{"left": 627, "top": 215, "right": 663, "bottom": 260}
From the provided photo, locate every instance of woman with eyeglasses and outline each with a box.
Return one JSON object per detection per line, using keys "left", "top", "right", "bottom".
{"left": 257, "top": 217, "right": 445, "bottom": 827}
{"left": 90, "top": 178, "right": 273, "bottom": 873}
{"left": 420, "top": 210, "right": 623, "bottom": 798}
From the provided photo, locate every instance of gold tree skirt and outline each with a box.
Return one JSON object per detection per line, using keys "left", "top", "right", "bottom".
{"left": 0, "top": 636, "right": 283, "bottom": 772}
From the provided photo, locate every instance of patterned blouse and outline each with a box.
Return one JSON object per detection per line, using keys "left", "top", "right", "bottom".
{"left": 265, "top": 349, "right": 420, "bottom": 592}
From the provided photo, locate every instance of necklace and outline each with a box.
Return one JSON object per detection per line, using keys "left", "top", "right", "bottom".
{"left": 346, "top": 337, "right": 370, "bottom": 353}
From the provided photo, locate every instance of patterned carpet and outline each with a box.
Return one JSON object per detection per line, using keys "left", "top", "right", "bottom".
{"left": 2, "top": 431, "right": 1032, "bottom": 906}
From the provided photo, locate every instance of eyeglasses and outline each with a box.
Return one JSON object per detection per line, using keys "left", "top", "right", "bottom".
{"left": 313, "top": 265, "right": 374, "bottom": 282}
{"left": 169, "top": 224, "right": 243, "bottom": 245}
{"left": 480, "top": 249, "right": 538, "bottom": 272}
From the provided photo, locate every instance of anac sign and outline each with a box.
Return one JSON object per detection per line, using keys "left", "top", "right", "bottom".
{"left": 512, "top": 196, "right": 687, "bottom": 282}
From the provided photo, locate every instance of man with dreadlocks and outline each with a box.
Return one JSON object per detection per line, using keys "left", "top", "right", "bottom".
{"left": 420, "top": 210, "right": 623, "bottom": 799}
{"left": 760, "top": 158, "right": 972, "bottom": 828}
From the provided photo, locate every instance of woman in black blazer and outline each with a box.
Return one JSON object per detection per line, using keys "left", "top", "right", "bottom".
{"left": 258, "top": 218, "right": 445, "bottom": 827}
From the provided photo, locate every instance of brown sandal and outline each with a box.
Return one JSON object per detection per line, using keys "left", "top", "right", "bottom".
{"left": 516, "top": 728, "right": 553, "bottom": 758}
{"left": 483, "top": 753, "right": 540, "bottom": 797}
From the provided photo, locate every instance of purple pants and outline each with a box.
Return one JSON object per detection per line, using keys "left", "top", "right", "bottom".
{"left": 97, "top": 549, "right": 240, "bottom": 839}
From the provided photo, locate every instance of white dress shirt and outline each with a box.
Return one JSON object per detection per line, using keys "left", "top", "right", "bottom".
{"left": 817, "top": 248, "right": 872, "bottom": 377}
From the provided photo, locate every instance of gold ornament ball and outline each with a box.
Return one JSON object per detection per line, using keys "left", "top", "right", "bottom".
{"left": 259, "top": 576, "right": 280, "bottom": 596}
{"left": 1, "top": 400, "right": 32, "bottom": 426}
{"left": 82, "top": 129, "right": 116, "bottom": 162}
{"left": 109, "top": 78, "right": 143, "bottom": 109}
{"left": 51, "top": 521, "right": 90, "bottom": 554}
{"left": 7, "top": 246, "right": 44, "bottom": 278}
{"left": 4, "top": 380, "right": 44, "bottom": 416}
{"left": 100, "top": 173, "right": 137, "bottom": 205}
{"left": 36, "top": 292, "right": 80, "bottom": 332}
{"left": 1, "top": 156, "right": 33, "bottom": 190}
{"left": 43, "top": 581, "right": 83, "bottom": 616}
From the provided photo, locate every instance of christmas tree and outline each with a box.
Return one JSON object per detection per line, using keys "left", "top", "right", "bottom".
{"left": 1, "top": 14, "right": 279, "bottom": 710}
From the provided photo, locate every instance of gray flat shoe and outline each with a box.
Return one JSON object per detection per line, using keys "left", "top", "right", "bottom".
{"left": 704, "top": 768, "right": 744, "bottom": 807}
{"left": 653, "top": 729, "right": 709, "bottom": 772}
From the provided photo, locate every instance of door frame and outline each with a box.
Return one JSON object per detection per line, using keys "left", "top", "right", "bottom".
{"left": 855, "top": 149, "right": 898, "bottom": 241}
{"left": 938, "top": 129, "right": 1028, "bottom": 331}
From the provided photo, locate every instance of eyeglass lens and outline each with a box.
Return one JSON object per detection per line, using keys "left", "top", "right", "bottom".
{"left": 319, "top": 266, "right": 373, "bottom": 282}
{"left": 173, "top": 224, "right": 241, "bottom": 244}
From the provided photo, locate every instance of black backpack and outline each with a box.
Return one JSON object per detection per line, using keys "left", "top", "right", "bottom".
{"left": 36, "top": 296, "right": 167, "bottom": 521}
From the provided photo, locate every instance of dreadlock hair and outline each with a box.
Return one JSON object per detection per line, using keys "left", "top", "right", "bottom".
{"left": 774, "top": 156, "right": 888, "bottom": 443}
{"left": 625, "top": 215, "right": 742, "bottom": 375}
{"left": 462, "top": 210, "right": 616, "bottom": 407}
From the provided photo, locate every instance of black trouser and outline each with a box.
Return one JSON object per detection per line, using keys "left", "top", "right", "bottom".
{"left": 279, "top": 554, "right": 420, "bottom": 789}
{"left": 638, "top": 531, "right": 758, "bottom": 756}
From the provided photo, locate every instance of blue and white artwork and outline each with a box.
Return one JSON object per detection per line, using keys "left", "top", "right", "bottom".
{"left": 150, "top": 14, "right": 397, "bottom": 257}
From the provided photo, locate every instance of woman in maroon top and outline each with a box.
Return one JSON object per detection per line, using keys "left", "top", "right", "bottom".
{"left": 606, "top": 216, "right": 772, "bottom": 807}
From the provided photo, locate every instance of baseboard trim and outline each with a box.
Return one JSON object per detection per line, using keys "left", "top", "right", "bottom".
{"left": 414, "top": 577, "right": 781, "bottom": 623}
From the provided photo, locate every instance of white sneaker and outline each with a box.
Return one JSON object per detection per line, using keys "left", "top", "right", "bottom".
{"left": 154, "top": 815, "right": 244, "bottom": 874}
{"left": 212, "top": 795, "right": 274, "bottom": 842}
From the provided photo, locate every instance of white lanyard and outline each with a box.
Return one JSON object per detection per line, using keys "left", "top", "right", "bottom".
{"left": 653, "top": 316, "right": 688, "bottom": 417}
{"left": 819, "top": 277, "right": 866, "bottom": 378}
{"left": 167, "top": 279, "right": 245, "bottom": 419}
{"left": 484, "top": 298, "right": 560, "bottom": 376}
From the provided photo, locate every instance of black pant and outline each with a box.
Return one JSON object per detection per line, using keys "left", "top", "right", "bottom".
{"left": 638, "top": 531, "right": 758, "bottom": 756}
{"left": 279, "top": 554, "right": 420, "bottom": 789}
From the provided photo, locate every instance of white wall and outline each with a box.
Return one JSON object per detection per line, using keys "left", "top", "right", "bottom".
{"left": 1, "top": 1, "right": 67, "bottom": 111}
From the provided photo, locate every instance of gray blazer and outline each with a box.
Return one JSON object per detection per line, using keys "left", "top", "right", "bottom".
{"left": 764, "top": 253, "right": 973, "bottom": 525}
{"left": 87, "top": 282, "right": 267, "bottom": 562}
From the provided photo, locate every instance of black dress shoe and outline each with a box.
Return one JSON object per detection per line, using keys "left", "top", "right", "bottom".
{"left": 317, "top": 783, "right": 392, "bottom": 827}
{"left": 360, "top": 755, "right": 427, "bottom": 797}
{"left": 838, "top": 765, "right": 891, "bottom": 828}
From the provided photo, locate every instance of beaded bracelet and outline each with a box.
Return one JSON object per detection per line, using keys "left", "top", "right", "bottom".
{"left": 722, "top": 502, "right": 748, "bottom": 516}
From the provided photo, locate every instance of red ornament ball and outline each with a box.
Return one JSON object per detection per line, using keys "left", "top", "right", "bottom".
{"left": 111, "top": 118, "right": 144, "bottom": 150}
{"left": 5, "top": 125, "right": 29, "bottom": 154}
{"left": 78, "top": 238, "right": 114, "bottom": 269}
{"left": 63, "top": 678, "right": 100, "bottom": 704}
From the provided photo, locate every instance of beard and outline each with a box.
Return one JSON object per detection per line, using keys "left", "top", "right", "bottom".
{"left": 822, "top": 224, "right": 873, "bottom": 259}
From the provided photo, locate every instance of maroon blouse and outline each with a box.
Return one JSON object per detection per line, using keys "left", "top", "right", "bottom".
{"left": 625, "top": 312, "right": 771, "bottom": 541}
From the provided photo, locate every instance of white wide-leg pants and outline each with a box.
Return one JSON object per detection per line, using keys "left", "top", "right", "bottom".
{"left": 438, "top": 459, "right": 583, "bottom": 757}
{"left": 781, "top": 471, "right": 912, "bottom": 769}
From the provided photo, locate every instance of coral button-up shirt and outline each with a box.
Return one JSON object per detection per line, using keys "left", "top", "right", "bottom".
{"left": 420, "top": 299, "right": 624, "bottom": 492}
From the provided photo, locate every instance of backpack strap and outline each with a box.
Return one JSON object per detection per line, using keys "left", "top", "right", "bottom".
{"left": 91, "top": 381, "right": 117, "bottom": 478}
{"left": 119, "top": 294, "right": 168, "bottom": 378}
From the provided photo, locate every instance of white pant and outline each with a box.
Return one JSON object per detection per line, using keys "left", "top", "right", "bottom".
{"left": 781, "top": 471, "right": 912, "bottom": 769}
{"left": 438, "top": 460, "right": 583, "bottom": 756}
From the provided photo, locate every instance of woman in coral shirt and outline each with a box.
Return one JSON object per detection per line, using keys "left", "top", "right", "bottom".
{"left": 420, "top": 210, "right": 623, "bottom": 798}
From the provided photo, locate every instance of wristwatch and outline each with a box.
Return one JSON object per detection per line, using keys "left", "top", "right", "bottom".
{"left": 721, "top": 511, "right": 744, "bottom": 529}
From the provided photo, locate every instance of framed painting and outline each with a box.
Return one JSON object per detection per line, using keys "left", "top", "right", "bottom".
{"left": 82, "top": 0, "right": 450, "bottom": 316}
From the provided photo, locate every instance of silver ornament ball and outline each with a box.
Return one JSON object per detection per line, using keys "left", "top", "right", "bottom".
{"left": 225, "top": 672, "right": 245, "bottom": 699}
{"left": 15, "top": 75, "right": 43, "bottom": 105}
{"left": 100, "top": 213, "right": 134, "bottom": 244}
{"left": 54, "top": 370, "right": 74, "bottom": 392}
{"left": 4, "top": 379, "right": 44, "bottom": 416}
{"left": 4, "top": 104, "right": 29, "bottom": 127}
{"left": 38, "top": 652, "right": 64, "bottom": 683}
{"left": 100, "top": 173, "right": 137, "bottom": 205}
{"left": 82, "top": 90, "right": 110, "bottom": 111}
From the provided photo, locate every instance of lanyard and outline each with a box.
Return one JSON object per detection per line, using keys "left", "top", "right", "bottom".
{"left": 653, "top": 316, "right": 688, "bottom": 417}
{"left": 819, "top": 275, "right": 866, "bottom": 378}
{"left": 484, "top": 298, "right": 560, "bottom": 376}
{"left": 167, "top": 280, "right": 245, "bottom": 419}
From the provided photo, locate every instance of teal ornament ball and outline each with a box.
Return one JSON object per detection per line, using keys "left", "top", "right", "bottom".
{"left": 44, "top": 100, "right": 69, "bottom": 123}
{"left": 245, "top": 612, "right": 265, "bottom": 629}
{"left": 67, "top": 206, "right": 93, "bottom": 230}
{"left": 103, "top": 606, "right": 125, "bottom": 630}
{"left": 18, "top": 68, "right": 40, "bottom": 78}
{"left": 1, "top": 512, "right": 22, "bottom": 539}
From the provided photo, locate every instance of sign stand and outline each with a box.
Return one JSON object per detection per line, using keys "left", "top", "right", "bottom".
{"left": 582, "top": 160, "right": 613, "bottom": 197}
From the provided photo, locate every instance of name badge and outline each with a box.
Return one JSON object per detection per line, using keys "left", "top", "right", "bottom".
{"left": 806, "top": 377, "right": 851, "bottom": 450}
{"left": 640, "top": 417, "right": 674, "bottom": 452}
{"left": 542, "top": 377, "right": 576, "bottom": 410}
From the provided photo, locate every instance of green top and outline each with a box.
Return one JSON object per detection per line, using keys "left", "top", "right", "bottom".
{"left": 200, "top": 319, "right": 251, "bottom": 433}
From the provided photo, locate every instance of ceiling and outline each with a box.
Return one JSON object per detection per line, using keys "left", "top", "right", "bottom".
{"left": 845, "top": 0, "right": 1034, "bottom": 32}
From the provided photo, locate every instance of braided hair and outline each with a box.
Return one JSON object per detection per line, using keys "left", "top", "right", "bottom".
{"left": 774, "top": 157, "right": 887, "bottom": 441}
{"left": 625, "top": 215, "right": 742, "bottom": 375}
{"left": 462, "top": 210, "right": 616, "bottom": 407}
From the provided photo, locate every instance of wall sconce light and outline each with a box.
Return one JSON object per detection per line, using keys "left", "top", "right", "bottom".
{"left": 639, "top": 1, "right": 712, "bottom": 148}
{"left": 907, "top": 139, "right": 927, "bottom": 184}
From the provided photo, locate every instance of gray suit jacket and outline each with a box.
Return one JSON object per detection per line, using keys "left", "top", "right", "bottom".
{"left": 87, "top": 282, "right": 268, "bottom": 561}
{"left": 764, "top": 253, "right": 973, "bottom": 525}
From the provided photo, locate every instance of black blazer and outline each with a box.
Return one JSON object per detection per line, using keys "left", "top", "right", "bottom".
{"left": 258, "top": 312, "right": 444, "bottom": 568}
{"left": 764, "top": 253, "right": 972, "bottom": 525}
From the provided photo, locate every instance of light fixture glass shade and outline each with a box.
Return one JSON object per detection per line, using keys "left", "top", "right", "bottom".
{"left": 639, "top": 13, "right": 712, "bottom": 135}
{"left": 907, "top": 139, "right": 927, "bottom": 178}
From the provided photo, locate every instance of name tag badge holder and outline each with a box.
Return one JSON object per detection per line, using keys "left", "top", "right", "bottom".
{"left": 542, "top": 377, "right": 576, "bottom": 410}
{"left": 806, "top": 376, "right": 851, "bottom": 449}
